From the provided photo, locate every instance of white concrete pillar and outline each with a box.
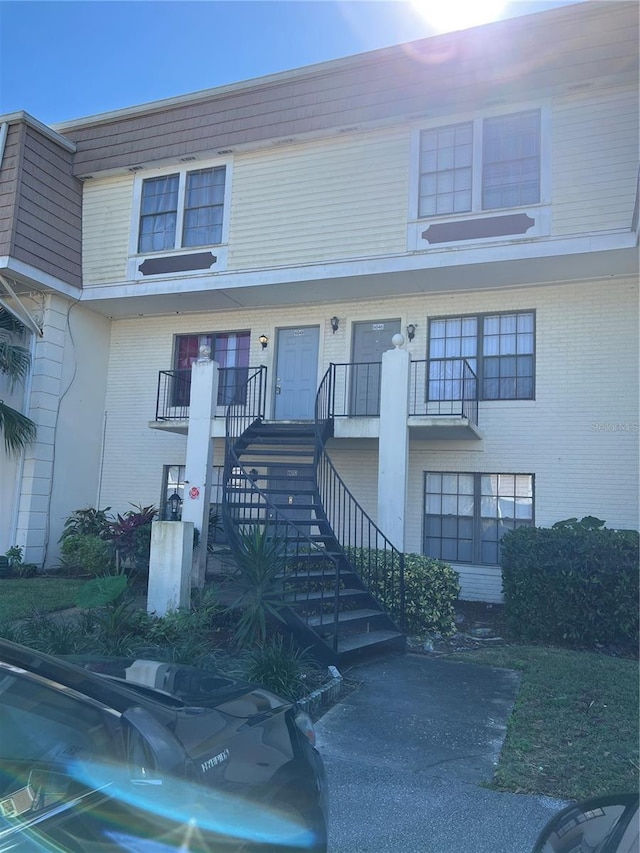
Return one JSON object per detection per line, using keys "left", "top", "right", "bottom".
{"left": 377, "top": 334, "right": 410, "bottom": 550}
{"left": 181, "top": 353, "right": 219, "bottom": 588}
{"left": 148, "top": 521, "right": 194, "bottom": 615}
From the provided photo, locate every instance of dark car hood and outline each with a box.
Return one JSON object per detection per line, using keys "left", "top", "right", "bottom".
{"left": 69, "top": 656, "right": 290, "bottom": 718}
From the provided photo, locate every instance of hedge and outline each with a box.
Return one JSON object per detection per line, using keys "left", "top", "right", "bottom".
{"left": 501, "top": 520, "right": 639, "bottom": 651}
{"left": 346, "top": 547, "right": 460, "bottom": 636}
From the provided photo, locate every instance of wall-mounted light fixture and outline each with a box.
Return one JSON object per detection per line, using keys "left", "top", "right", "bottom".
{"left": 259, "top": 334, "right": 269, "bottom": 350}
{"left": 406, "top": 323, "right": 416, "bottom": 342}
{"left": 330, "top": 316, "right": 340, "bottom": 334}
{"left": 167, "top": 491, "right": 183, "bottom": 521}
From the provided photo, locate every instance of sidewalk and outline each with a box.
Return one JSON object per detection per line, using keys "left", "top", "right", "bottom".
{"left": 315, "top": 653, "right": 565, "bottom": 853}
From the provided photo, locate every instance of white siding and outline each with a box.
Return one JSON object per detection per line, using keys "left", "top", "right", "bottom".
{"left": 79, "top": 87, "right": 638, "bottom": 286}
{"left": 229, "top": 127, "right": 409, "bottom": 269}
{"left": 83, "top": 175, "right": 133, "bottom": 285}
{"left": 552, "top": 86, "right": 639, "bottom": 236}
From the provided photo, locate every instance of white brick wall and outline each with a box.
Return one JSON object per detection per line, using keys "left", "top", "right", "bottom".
{"left": 97, "top": 275, "right": 638, "bottom": 601}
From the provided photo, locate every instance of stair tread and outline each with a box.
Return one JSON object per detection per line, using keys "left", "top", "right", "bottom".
{"left": 238, "top": 449, "right": 315, "bottom": 457}
{"left": 307, "top": 608, "right": 383, "bottom": 627}
{"left": 245, "top": 440, "right": 316, "bottom": 447}
{"left": 337, "top": 630, "right": 404, "bottom": 654}
{"left": 283, "top": 569, "right": 341, "bottom": 578}
{"left": 286, "top": 588, "right": 366, "bottom": 602}
{"left": 254, "top": 487, "right": 317, "bottom": 495}
{"left": 237, "top": 470, "right": 315, "bottom": 478}
{"left": 226, "top": 501, "right": 319, "bottom": 510}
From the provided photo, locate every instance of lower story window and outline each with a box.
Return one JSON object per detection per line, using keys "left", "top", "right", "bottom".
{"left": 423, "top": 472, "right": 534, "bottom": 565}
{"left": 162, "top": 465, "right": 186, "bottom": 520}
{"left": 161, "top": 465, "right": 226, "bottom": 544}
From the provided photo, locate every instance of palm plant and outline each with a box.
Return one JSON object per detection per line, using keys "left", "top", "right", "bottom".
{"left": 228, "top": 526, "right": 289, "bottom": 647}
{"left": 0, "top": 309, "right": 36, "bottom": 455}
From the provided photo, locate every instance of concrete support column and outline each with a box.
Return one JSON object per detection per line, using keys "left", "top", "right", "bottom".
{"left": 377, "top": 334, "right": 410, "bottom": 550}
{"left": 181, "top": 353, "right": 219, "bottom": 589}
{"left": 147, "top": 521, "right": 194, "bottom": 615}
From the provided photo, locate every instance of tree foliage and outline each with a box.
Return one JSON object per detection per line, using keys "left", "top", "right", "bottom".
{"left": 0, "top": 309, "right": 36, "bottom": 455}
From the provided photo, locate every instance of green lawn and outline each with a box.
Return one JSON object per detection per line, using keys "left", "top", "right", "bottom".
{"left": 451, "top": 645, "right": 639, "bottom": 801}
{"left": 0, "top": 577, "right": 87, "bottom": 622}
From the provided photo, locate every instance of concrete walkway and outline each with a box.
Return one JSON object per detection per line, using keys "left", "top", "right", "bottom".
{"left": 315, "top": 653, "right": 566, "bottom": 853}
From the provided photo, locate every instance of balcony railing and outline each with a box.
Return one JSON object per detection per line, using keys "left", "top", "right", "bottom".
{"left": 409, "top": 359, "right": 478, "bottom": 425}
{"left": 317, "top": 360, "right": 477, "bottom": 425}
{"left": 155, "top": 367, "right": 253, "bottom": 420}
{"left": 155, "top": 359, "right": 478, "bottom": 426}
{"left": 321, "top": 362, "right": 382, "bottom": 417}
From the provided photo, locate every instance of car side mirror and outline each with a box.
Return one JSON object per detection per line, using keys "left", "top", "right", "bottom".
{"left": 122, "top": 706, "right": 187, "bottom": 785}
{"left": 532, "top": 794, "right": 639, "bottom": 853}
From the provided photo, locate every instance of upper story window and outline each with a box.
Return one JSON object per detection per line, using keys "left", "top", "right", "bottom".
{"left": 137, "top": 165, "right": 227, "bottom": 253}
{"left": 418, "top": 110, "right": 541, "bottom": 218}
{"left": 428, "top": 310, "right": 535, "bottom": 401}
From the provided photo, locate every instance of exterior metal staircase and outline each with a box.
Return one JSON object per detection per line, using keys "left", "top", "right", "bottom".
{"left": 222, "top": 366, "right": 406, "bottom": 665}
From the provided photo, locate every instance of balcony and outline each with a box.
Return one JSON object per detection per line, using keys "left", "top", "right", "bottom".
{"left": 151, "top": 367, "right": 253, "bottom": 435}
{"left": 327, "top": 359, "right": 480, "bottom": 440}
{"left": 151, "top": 359, "right": 480, "bottom": 440}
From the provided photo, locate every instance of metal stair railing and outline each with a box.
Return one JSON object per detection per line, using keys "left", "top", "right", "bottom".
{"left": 223, "top": 366, "right": 343, "bottom": 653}
{"left": 315, "top": 365, "right": 405, "bottom": 630}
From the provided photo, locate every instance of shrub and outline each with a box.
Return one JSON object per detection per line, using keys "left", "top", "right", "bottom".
{"left": 238, "top": 635, "right": 321, "bottom": 701}
{"left": 59, "top": 504, "right": 157, "bottom": 581}
{"left": 59, "top": 507, "right": 112, "bottom": 540}
{"left": 400, "top": 552, "right": 461, "bottom": 636}
{"left": 60, "top": 533, "right": 115, "bottom": 576}
{"left": 501, "top": 518, "right": 639, "bottom": 651}
{"left": 346, "top": 547, "right": 460, "bottom": 636}
{"left": 3, "top": 546, "right": 38, "bottom": 577}
{"left": 9, "top": 611, "right": 87, "bottom": 656}
{"left": 109, "top": 504, "right": 158, "bottom": 575}
{"left": 14, "top": 562, "right": 38, "bottom": 578}
{"left": 227, "top": 527, "right": 288, "bottom": 647}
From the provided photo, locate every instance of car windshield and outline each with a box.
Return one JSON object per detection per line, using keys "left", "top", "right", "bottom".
{"left": 0, "top": 669, "right": 114, "bottom": 828}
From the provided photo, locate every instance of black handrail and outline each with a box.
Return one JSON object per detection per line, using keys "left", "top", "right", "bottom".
{"left": 224, "top": 366, "right": 267, "bottom": 447}
{"left": 314, "top": 365, "right": 405, "bottom": 629}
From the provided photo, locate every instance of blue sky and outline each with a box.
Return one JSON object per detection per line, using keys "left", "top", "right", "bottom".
{"left": 1, "top": 0, "right": 580, "bottom": 125}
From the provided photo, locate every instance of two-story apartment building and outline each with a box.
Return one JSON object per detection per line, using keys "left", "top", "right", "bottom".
{"left": 1, "top": 2, "right": 638, "bottom": 616}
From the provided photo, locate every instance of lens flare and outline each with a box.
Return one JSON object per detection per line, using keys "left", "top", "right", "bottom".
{"left": 410, "top": 0, "right": 508, "bottom": 33}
